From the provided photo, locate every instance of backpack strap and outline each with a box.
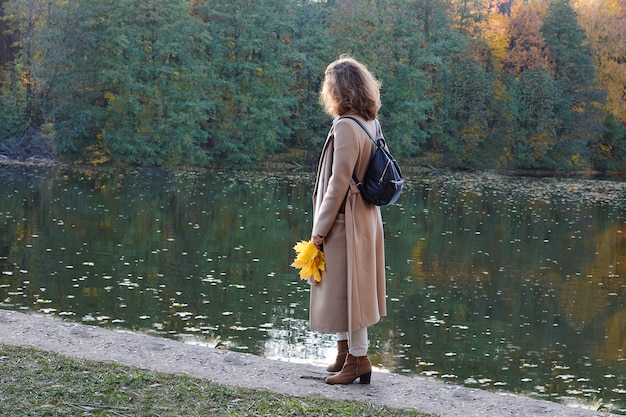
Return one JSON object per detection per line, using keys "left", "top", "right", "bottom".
{"left": 339, "top": 116, "right": 379, "bottom": 186}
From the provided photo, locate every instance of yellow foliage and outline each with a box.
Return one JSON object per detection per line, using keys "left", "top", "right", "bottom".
{"left": 81, "top": 141, "right": 110, "bottom": 165}
{"left": 481, "top": 14, "right": 510, "bottom": 72}
{"left": 104, "top": 92, "right": 116, "bottom": 103}
{"left": 461, "top": 125, "right": 486, "bottom": 153}
{"left": 291, "top": 240, "right": 325, "bottom": 282}
{"left": 493, "top": 79, "right": 509, "bottom": 103}
{"left": 19, "top": 70, "right": 31, "bottom": 86}
{"left": 500, "top": 146, "right": 513, "bottom": 166}
{"left": 529, "top": 133, "right": 553, "bottom": 159}
{"left": 599, "top": 143, "right": 613, "bottom": 154}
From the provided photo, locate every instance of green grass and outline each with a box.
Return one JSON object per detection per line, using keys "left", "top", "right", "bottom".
{"left": 0, "top": 345, "right": 432, "bottom": 417}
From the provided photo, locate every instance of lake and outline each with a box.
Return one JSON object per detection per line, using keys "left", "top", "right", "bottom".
{"left": 1, "top": 163, "right": 626, "bottom": 413}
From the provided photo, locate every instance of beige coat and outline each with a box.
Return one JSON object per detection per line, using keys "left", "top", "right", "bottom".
{"left": 310, "top": 115, "right": 387, "bottom": 334}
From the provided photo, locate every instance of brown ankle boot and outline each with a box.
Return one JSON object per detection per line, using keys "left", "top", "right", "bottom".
{"left": 325, "top": 353, "right": 372, "bottom": 385}
{"left": 326, "top": 340, "right": 349, "bottom": 372}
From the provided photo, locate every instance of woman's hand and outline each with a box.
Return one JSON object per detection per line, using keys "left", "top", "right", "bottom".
{"left": 311, "top": 234, "right": 325, "bottom": 248}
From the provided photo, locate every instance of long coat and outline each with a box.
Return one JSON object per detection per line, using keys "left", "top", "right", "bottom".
{"left": 310, "top": 115, "right": 387, "bottom": 335}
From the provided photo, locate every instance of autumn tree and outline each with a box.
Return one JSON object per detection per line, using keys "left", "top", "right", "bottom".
{"left": 498, "top": 1, "right": 573, "bottom": 168}
{"left": 573, "top": 0, "right": 626, "bottom": 170}
{"left": 574, "top": 0, "right": 626, "bottom": 123}
{"left": 502, "top": 2, "right": 552, "bottom": 75}
{"left": 480, "top": 8, "right": 510, "bottom": 72}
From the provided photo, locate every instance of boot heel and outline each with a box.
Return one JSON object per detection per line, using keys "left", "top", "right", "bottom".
{"left": 359, "top": 371, "right": 372, "bottom": 384}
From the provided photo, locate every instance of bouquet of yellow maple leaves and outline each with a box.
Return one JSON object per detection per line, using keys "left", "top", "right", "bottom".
{"left": 291, "top": 240, "right": 325, "bottom": 282}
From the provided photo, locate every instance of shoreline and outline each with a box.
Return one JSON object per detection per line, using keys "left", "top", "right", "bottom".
{"left": 0, "top": 309, "right": 618, "bottom": 417}
{"left": 2, "top": 155, "right": 625, "bottom": 180}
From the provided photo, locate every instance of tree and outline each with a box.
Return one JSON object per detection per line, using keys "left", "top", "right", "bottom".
{"left": 572, "top": 0, "right": 626, "bottom": 170}
{"left": 376, "top": 1, "right": 432, "bottom": 157}
{"left": 193, "top": 0, "right": 297, "bottom": 167}
{"left": 0, "top": 68, "right": 28, "bottom": 141}
{"left": 574, "top": 0, "right": 626, "bottom": 122}
{"left": 378, "top": 0, "right": 455, "bottom": 159}
{"left": 506, "top": 67, "right": 565, "bottom": 168}
{"left": 443, "top": 47, "right": 497, "bottom": 168}
{"left": 281, "top": 1, "right": 331, "bottom": 153}
{"left": 480, "top": 10, "right": 510, "bottom": 73}
{"left": 0, "top": 0, "right": 27, "bottom": 141}
{"left": 502, "top": 1, "right": 553, "bottom": 75}
{"left": 542, "top": 0, "right": 604, "bottom": 168}
{"left": 42, "top": 0, "right": 214, "bottom": 165}
{"left": 590, "top": 115, "right": 626, "bottom": 171}
{"left": 324, "top": 0, "right": 432, "bottom": 158}
{"left": 0, "top": 0, "right": 16, "bottom": 68}
{"left": 449, "top": 0, "right": 488, "bottom": 36}
{"left": 2, "top": 0, "right": 51, "bottom": 128}
{"left": 0, "top": 0, "right": 623, "bottom": 170}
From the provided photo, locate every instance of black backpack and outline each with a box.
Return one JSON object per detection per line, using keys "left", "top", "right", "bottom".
{"left": 342, "top": 117, "right": 404, "bottom": 206}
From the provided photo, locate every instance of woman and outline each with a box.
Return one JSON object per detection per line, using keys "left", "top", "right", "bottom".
{"left": 310, "top": 56, "right": 387, "bottom": 385}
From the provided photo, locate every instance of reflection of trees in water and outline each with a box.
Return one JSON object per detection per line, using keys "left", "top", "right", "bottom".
{"left": 380, "top": 172, "right": 626, "bottom": 408}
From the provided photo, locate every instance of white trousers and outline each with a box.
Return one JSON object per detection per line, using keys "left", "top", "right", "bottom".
{"left": 337, "top": 327, "right": 368, "bottom": 357}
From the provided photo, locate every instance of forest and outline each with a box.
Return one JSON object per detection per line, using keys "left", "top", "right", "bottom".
{"left": 0, "top": 0, "right": 625, "bottom": 171}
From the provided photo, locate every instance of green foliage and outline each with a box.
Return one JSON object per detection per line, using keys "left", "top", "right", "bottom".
{"left": 440, "top": 45, "right": 497, "bottom": 168}
{"left": 281, "top": 1, "right": 333, "bottom": 154}
{"left": 542, "top": 0, "right": 594, "bottom": 94}
{"left": 0, "top": 0, "right": 624, "bottom": 170}
{"left": 326, "top": 1, "right": 433, "bottom": 157}
{"left": 541, "top": 0, "right": 602, "bottom": 169}
{"left": 42, "top": 0, "right": 214, "bottom": 166}
{"left": 194, "top": 0, "right": 299, "bottom": 167}
{"left": 0, "top": 65, "right": 28, "bottom": 141}
{"left": 590, "top": 115, "right": 626, "bottom": 172}
{"left": 505, "top": 68, "right": 570, "bottom": 169}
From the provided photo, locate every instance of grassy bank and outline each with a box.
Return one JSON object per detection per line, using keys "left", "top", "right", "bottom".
{"left": 0, "top": 345, "right": 432, "bottom": 417}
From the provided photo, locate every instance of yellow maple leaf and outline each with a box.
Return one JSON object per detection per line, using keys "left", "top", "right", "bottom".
{"left": 291, "top": 240, "right": 325, "bottom": 282}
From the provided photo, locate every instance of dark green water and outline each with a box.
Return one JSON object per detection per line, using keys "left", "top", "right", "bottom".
{"left": 2, "top": 164, "right": 626, "bottom": 413}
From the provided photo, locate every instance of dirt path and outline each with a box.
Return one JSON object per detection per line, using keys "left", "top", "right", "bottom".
{"left": 0, "top": 310, "right": 619, "bottom": 417}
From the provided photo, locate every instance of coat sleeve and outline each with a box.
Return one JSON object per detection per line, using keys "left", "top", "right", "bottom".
{"left": 313, "top": 119, "right": 360, "bottom": 237}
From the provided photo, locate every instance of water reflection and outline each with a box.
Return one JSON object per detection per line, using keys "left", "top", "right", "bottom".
{"left": 1, "top": 164, "right": 626, "bottom": 413}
